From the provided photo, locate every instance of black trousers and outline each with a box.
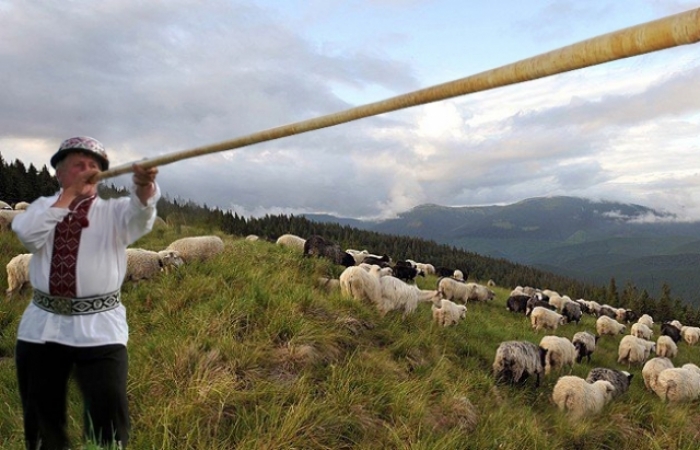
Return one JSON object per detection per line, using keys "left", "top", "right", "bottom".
{"left": 15, "top": 340, "right": 130, "bottom": 450}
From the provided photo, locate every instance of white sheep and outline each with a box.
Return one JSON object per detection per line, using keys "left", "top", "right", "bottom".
{"left": 631, "top": 322, "right": 653, "bottom": 340}
{"left": 0, "top": 200, "right": 11, "bottom": 209}
{"left": 165, "top": 235, "right": 224, "bottom": 263}
{"left": 680, "top": 326, "right": 700, "bottom": 345}
{"left": 439, "top": 278, "right": 494, "bottom": 304}
{"left": 275, "top": 233, "right": 306, "bottom": 252}
{"left": 547, "top": 294, "right": 568, "bottom": 312}
{"left": 316, "top": 276, "right": 340, "bottom": 292}
{"left": 617, "top": 335, "right": 656, "bottom": 367}
{"left": 415, "top": 262, "right": 435, "bottom": 276}
{"left": 653, "top": 363, "right": 700, "bottom": 402}
{"left": 642, "top": 357, "right": 674, "bottom": 392}
{"left": 530, "top": 307, "right": 566, "bottom": 332}
{"left": 656, "top": 335, "right": 678, "bottom": 359}
{"left": 492, "top": 340, "right": 547, "bottom": 387}
{"left": 125, "top": 249, "right": 184, "bottom": 282}
{"left": 339, "top": 265, "right": 387, "bottom": 305}
{"left": 245, "top": 234, "right": 259, "bottom": 241}
{"left": 5, "top": 253, "right": 32, "bottom": 297}
{"left": 539, "top": 335, "right": 577, "bottom": 376}
{"left": 0, "top": 209, "right": 24, "bottom": 232}
{"left": 377, "top": 276, "right": 440, "bottom": 318}
{"left": 551, "top": 375, "right": 615, "bottom": 420}
{"left": 669, "top": 320, "right": 683, "bottom": 330}
{"left": 596, "top": 315, "right": 626, "bottom": 336}
{"left": 572, "top": 331, "right": 598, "bottom": 363}
{"left": 453, "top": 269, "right": 464, "bottom": 281}
{"left": 431, "top": 299, "right": 467, "bottom": 327}
{"left": 13, "top": 201, "right": 30, "bottom": 210}
{"left": 637, "top": 314, "right": 654, "bottom": 328}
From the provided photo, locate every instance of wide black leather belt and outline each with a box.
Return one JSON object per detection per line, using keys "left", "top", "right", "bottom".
{"left": 32, "top": 289, "right": 121, "bottom": 315}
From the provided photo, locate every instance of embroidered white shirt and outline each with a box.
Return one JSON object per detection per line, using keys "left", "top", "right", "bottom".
{"left": 12, "top": 183, "right": 161, "bottom": 347}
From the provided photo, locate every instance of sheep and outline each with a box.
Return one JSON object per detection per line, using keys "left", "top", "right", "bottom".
{"left": 621, "top": 309, "right": 639, "bottom": 323}
{"left": 680, "top": 326, "right": 700, "bottom": 345}
{"left": 0, "top": 209, "right": 23, "bottom": 232}
{"left": 6, "top": 253, "right": 32, "bottom": 297}
{"left": 124, "top": 249, "right": 184, "bottom": 282}
{"left": 551, "top": 376, "right": 615, "bottom": 420}
{"left": 597, "top": 305, "right": 618, "bottom": 319}
{"left": 549, "top": 295, "right": 573, "bottom": 314}
{"left": 437, "top": 279, "right": 495, "bottom": 304}
{"left": 13, "top": 201, "right": 30, "bottom": 210}
{"left": 582, "top": 299, "right": 602, "bottom": 316}
{"left": 653, "top": 363, "right": 700, "bottom": 402}
{"left": 316, "top": 276, "right": 340, "bottom": 292}
{"left": 339, "top": 265, "right": 387, "bottom": 305}
{"left": 487, "top": 279, "right": 496, "bottom": 287}
{"left": 453, "top": 269, "right": 464, "bottom": 281}
{"left": 436, "top": 277, "right": 469, "bottom": 303}
{"left": 415, "top": 262, "right": 435, "bottom": 276}
{"left": 539, "top": 335, "right": 577, "bottom": 376}
{"left": 562, "top": 301, "right": 582, "bottom": 324}
{"left": 631, "top": 322, "right": 653, "bottom": 340}
{"left": 361, "top": 255, "right": 392, "bottom": 268}
{"left": 165, "top": 235, "right": 224, "bottom": 263}
{"left": 275, "top": 233, "right": 306, "bottom": 252}
{"left": 656, "top": 335, "right": 678, "bottom": 359}
{"left": 637, "top": 314, "right": 654, "bottom": 328}
{"left": 660, "top": 322, "right": 682, "bottom": 343}
{"left": 572, "top": 331, "right": 598, "bottom": 363}
{"left": 435, "top": 266, "right": 456, "bottom": 277}
{"left": 506, "top": 294, "right": 531, "bottom": 314}
{"left": 525, "top": 296, "right": 555, "bottom": 316}
{"left": 669, "top": 320, "right": 683, "bottom": 330}
{"left": 376, "top": 276, "right": 440, "bottom": 318}
{"left": 0, "top": 200, "right": 11, "bottom": 209}
{"left": 245, "top": 234, "right": 259, "bottom": 241}
{"left": 530, "top": 307, "right": 566, "bottom": 333}
{"left": 596, "top": 316, "right": 626, "bottom": 336}
{"left": 642, "top": 357, "right": 674, "bottom": 392}
{"left": 303, "top": 235, "right": 355, "bottom": 267}
{"left": 492, "top": 340, "right": 548, "bottom": 387}
{"left": 392, "top": 264, "right": 422, "bottom": 283}
{"left": 617, "top": 335, "right": 656, "bottom": 367}
{"left": 431, "top": 299, "right": 467, "bottom": 327}
{"left": 585, "top": 368, "right": 633, "bottom": 398}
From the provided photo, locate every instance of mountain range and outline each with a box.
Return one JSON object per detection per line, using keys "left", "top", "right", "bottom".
{"left": 304, "top": 196, "right": 700, "bottom": 306}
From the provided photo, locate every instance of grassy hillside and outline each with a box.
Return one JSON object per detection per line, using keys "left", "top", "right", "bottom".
{"left": 2, "top": 227, "right": 700, "bottom": 449}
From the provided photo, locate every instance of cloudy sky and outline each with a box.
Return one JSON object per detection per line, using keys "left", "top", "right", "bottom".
{"left": 2, "top": 0, "right": 699, "bottom": 221}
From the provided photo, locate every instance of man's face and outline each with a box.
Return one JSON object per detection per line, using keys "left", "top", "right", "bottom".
{"left": 56, "top": 151, "right": 101, "bottom": 190}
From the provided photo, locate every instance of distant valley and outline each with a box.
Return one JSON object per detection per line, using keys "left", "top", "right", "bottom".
{"left": 305, "top": 196, "right": 700, "bottom": 306}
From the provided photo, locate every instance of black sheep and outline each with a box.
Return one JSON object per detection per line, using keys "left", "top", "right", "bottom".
{"left": 506, "top": 295, "right": 531, "bottom": 314}
{"left": 303, "top": 235, "right": 355, "bottom": 267}
{"left": 660, "top": 322, "right": 682, "bottom": 343}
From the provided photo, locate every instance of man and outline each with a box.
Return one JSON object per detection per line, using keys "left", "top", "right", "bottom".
{"left": 12, "top": 136, "right": 160, "bottom": 449}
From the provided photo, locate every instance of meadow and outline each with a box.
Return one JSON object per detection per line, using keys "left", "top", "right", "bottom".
{"left": 1, "top": 225, "right": 699, "bottom": 449}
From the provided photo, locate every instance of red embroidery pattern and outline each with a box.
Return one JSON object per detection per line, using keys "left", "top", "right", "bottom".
{"left": 49, "top": 195, "right": 96, "bottom": 297}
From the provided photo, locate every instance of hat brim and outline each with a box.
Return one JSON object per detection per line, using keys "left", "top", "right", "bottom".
{"left": 50, "top": 148, "right": 109, "bottom": 171}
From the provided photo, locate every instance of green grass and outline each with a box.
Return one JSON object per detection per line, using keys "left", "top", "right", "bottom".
{"left": 2, "top": 227, "right": 700, "bottom": 449}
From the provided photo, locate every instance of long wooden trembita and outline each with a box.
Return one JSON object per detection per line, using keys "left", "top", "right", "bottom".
{"left": 98, "top": 8, "right": 700, "bottom": 180}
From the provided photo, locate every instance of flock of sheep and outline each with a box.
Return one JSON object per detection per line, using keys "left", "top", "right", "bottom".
{"left": 5, "top": 235, "right": 225, "bottom": 296}
{"left": 273, "top": 233, "right": 700, "bottom": 421}
{"left": 496, "top": 285, "right": 700, "bottom": 420}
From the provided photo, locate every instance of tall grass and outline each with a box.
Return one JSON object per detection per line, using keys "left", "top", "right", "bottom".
{"left": 1, "top": 228, "right": 700, "bottom": 449}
